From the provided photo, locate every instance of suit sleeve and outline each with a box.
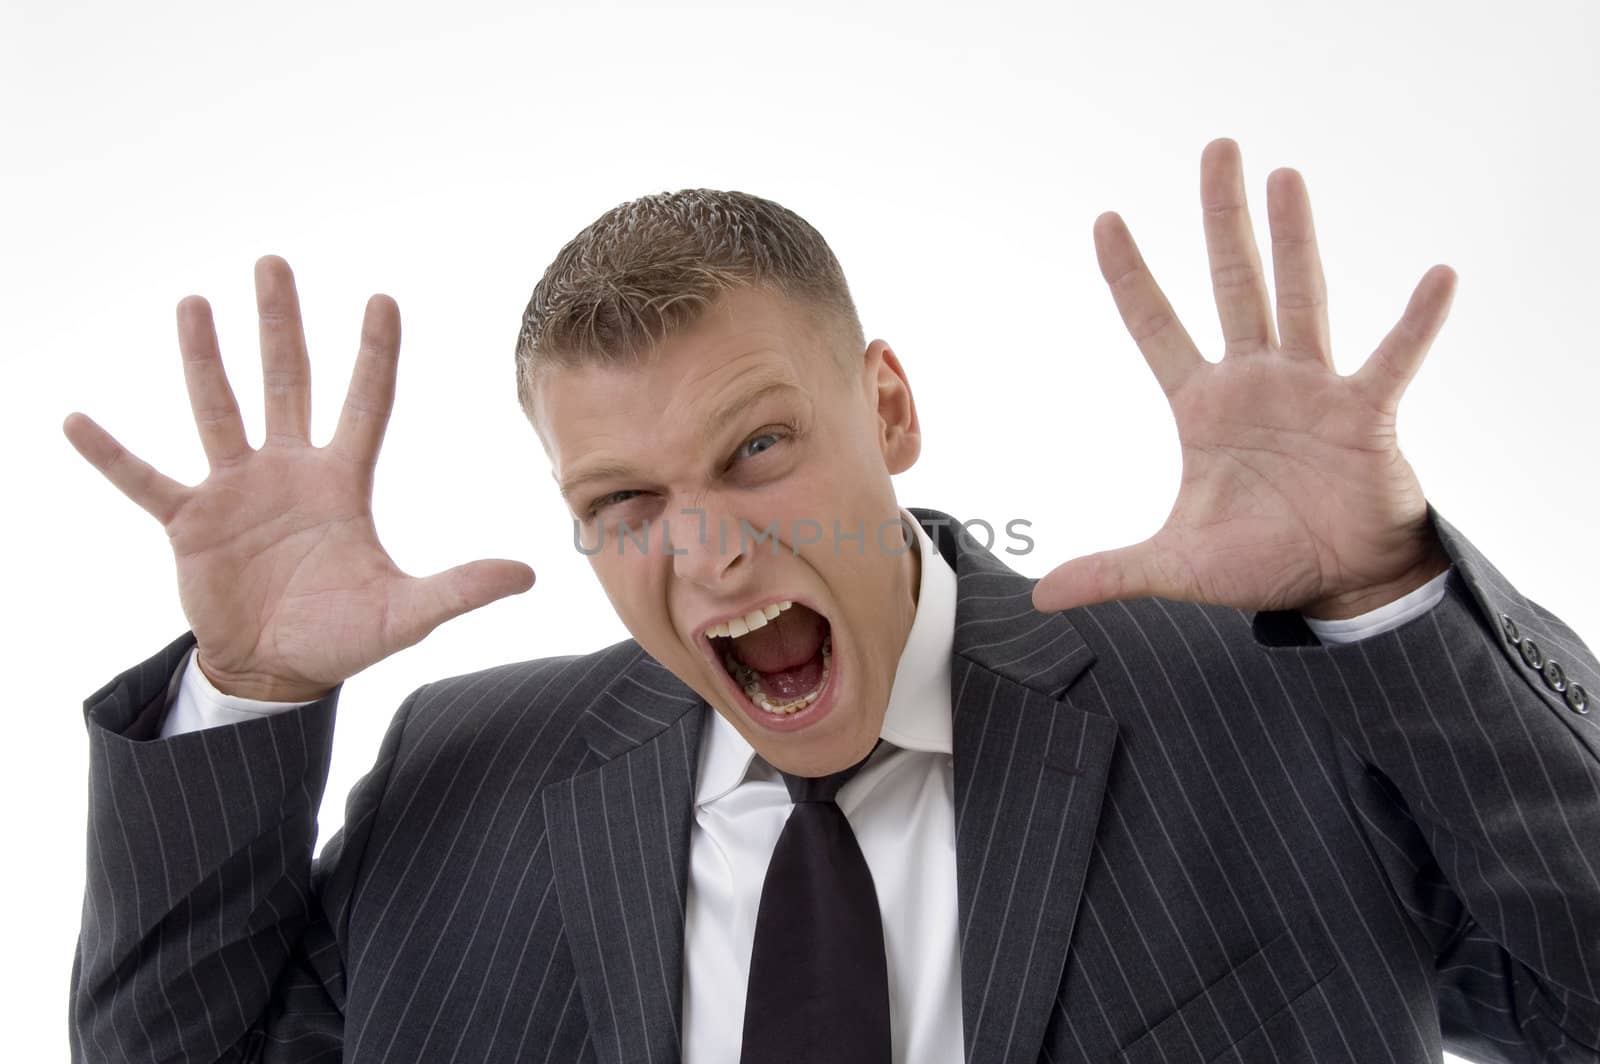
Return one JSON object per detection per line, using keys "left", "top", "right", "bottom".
{"left": 69, "top": 631, "right": 420, "bottom": 1063}
{"left": 1261, "top": 507, "right": 1600, "bottom": 1060}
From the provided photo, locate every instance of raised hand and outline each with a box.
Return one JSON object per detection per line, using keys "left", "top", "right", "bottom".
{"left": 1033, "top": 138, "right": 1455, "bottom": 620}
{"left": 63, "top": 256, "right": 535, "bottom": 702}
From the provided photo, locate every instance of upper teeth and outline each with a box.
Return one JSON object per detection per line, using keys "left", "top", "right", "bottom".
{"left": 705, "top": 600, "right": 792, "bottom": 640}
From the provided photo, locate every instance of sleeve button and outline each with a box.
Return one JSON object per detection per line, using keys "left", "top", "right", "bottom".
{"left": 1519, "top": 638, "right": 1544, "bottom": 670}
{"left": 1541, "top": 659, "right": 1567, "bottom": 693}
{"left": 1567, "top": 683, "right": 1589, "bottom": 715}
{"left": 1500, "top": 613, "right": 1521, "bottom": 644}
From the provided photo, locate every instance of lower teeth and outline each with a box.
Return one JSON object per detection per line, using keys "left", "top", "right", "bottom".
{"left": 722, "top": 635, "right": 832, "bottom": 716}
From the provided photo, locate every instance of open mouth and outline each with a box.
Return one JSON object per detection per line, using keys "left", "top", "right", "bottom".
{"left": 704, "top": 600, "right": 834, "bottom": 718}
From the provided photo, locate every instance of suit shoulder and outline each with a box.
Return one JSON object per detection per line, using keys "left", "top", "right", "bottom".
{"left": 1067, "top": 595, "right": 1257, "bottom": 662}
{"left": 396, "top": 637, "right": 647, "bottom": 755}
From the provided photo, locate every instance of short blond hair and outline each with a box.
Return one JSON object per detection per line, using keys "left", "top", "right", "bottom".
{"left": 515, "top": 189, "right": 864, "bottom": 416}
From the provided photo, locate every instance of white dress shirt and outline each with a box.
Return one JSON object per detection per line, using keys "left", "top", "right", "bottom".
{"left": 158, "top": 513, "right": 1452, "bottom": 1063}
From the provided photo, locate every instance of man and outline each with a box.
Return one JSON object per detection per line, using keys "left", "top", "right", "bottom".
{"left": 65, "top": 139, "right": 1599, "bottom": 1062}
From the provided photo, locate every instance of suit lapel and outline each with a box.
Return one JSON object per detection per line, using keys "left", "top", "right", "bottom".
{"left": 545, "top": 647, "right": 707, "bottom": 1064}
{"left": 912, "top": 509, "right": 1119, "bottom": 1064}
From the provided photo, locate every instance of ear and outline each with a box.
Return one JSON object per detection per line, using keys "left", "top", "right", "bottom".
{"left": 864, "top": 339, "right": 921, "bottom": 475}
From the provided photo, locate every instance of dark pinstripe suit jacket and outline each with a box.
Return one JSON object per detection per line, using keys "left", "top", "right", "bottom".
{"left": 71, "top": 507, "right": 1600, "bottom": 1063}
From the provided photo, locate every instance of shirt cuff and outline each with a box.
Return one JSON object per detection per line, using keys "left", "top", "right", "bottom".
{"left": 1301, "top": 567, "right": 1453, "bottom": 646}
{"left": 159, "top": 647, "right": 318, "bottom": 738}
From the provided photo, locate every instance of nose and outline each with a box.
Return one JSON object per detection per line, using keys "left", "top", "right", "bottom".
{"left": 668, "top": 505, "right": 749, "bottom": 590}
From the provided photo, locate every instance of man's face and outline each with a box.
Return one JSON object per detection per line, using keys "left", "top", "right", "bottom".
{"left": 534, "top": 285, "right": 921, "bottom": 777}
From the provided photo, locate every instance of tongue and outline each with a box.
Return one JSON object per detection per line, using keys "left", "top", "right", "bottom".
{"left": 754, "top": 655, "right": 825, "bottom": 703}
{"left": 732, "top": 605, "right": 828, "bottom": 701}
{"left": 733, "top": 604, "right": 826, "bottom": 671}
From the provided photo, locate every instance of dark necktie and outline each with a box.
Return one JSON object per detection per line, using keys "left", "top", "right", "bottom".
{"left": 739, "top": 741, "right": 891, "bottom": 1064}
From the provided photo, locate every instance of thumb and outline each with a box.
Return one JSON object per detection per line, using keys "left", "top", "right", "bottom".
{"left": 392, "top": 558, "right": 537, "bottom": 647}
{"left": 1031, "top": 542, "right": 1171, "bottom": 613}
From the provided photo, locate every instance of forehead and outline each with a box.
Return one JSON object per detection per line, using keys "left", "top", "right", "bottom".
{"left": 533, "top": 286, "right": 837, "bottom": 475}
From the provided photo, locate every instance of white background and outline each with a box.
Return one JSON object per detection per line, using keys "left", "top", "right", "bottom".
{"left": 5, "top": 0, "right": 1596, "bottom": 1059}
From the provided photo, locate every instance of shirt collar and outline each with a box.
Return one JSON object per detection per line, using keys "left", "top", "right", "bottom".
{"left": 694, "top": 508, "right": 956, "bottom": 807}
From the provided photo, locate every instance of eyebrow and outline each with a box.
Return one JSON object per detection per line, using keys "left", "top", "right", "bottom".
{"left": 557, "top": 377, "right": 805, "bottom": 503}
{"left": 558, "top": 461, "right": 639, "bottom": 504}
{"left": 703, "top": 378, "right": 802, "bottom": 439}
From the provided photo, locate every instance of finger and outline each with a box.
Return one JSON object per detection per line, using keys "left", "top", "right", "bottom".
{"left": 1200, "top": 138, "right": 1277, "bottom": 354}
{"left": 1265, "top": 168, "right": 1333, "bottom": 367}
{"left": 1094, "top": 212, "right": 1204, "bottom": 397}
{"left": 62, "top": 412, "right": 187, "bottom": 524}
{"left": 1354, "top": 264, "right": 1458, "bottom": 407}
{"left": 176, "top": 295, "right": 251, "bottom": 465}
{"left": 331, "top": 294, "right": 401, "bottom": 464}
{"left": 390, "top": 559, "right": 537, "bottom": 648}
{"left": 256, "top": 255, "right": 312, "bottom": 441}
{"left": 1031, "top": 541, "right": 1178, "bottom": 613}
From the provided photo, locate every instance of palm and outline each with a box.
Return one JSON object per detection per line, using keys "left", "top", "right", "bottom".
{"left": 65, "top": 257, "right": 534, "bottom": 701}
{"left": 167, "top": 446, "right": 404, "bottom": 694}
{"left": 1153, "top": 357, "right": 1425, "bottom": 611}
{"left": 1035, "top": 140, "right": 1455, "bottom": 618}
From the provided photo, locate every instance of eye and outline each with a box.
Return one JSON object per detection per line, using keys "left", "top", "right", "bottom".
{"left": 737, "top": 425, "right": 792, "bottom": 462}
{"left": 586, "top": 489, "right": 643, "bottom": 518}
